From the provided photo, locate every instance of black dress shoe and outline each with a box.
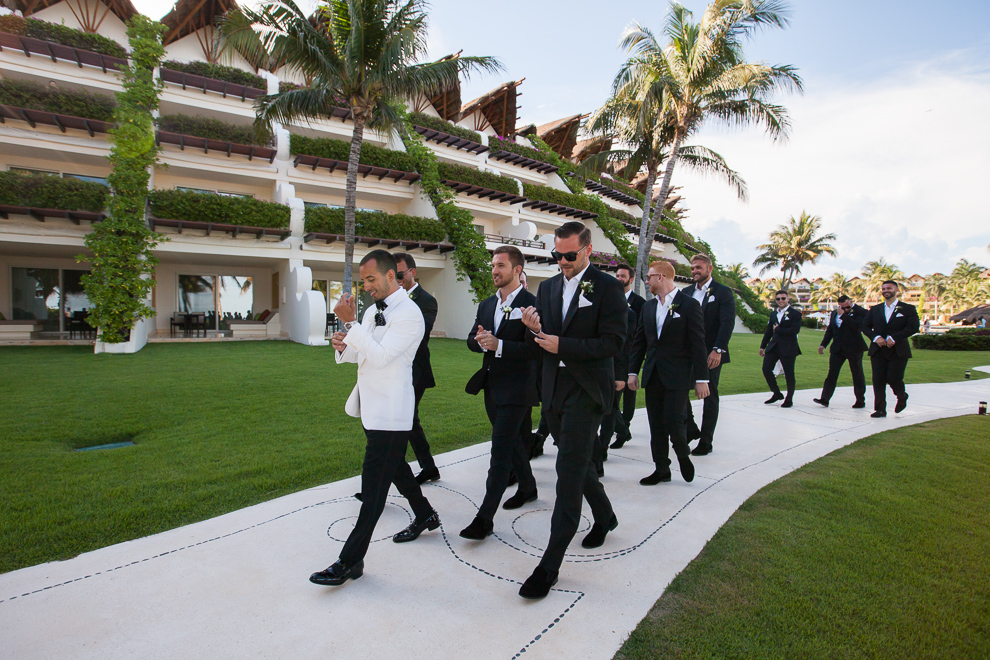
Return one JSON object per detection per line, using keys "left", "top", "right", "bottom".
{"left": 581, "top": 515, "right": 618, "bottom": 548}
{"left": 309, "top": 560, "right": 363, "bottom": 586}
{"left": 764, "top": 393, "right": 784, "bottom": 404}
{"left": 609, "top": 437, "right": 627, "bottom": 449}
{"left": 519, "top": 566, "right": 558, "bottom": 599}
{"left": 354, "top": 492, "right": 363, "bottom": 502}
{"left": 503, "top": 489, "right": 537, "bottom": 510}
{"left": 852, "top": 400, "right": 866, "bottom": 409}
{"left": 895, "top": 394, "right": 908, "bottom": 413}
{"left": 691, "top": 444, "right": 712, "bottom": 456}
{"left": 686, "top": 425, "right": 702, "bottom": 441}
{"left": 813, "top": 398, "right": 829, "bottom": 407}
{"left": 414, "top": 468, "right": 440, "bottom": 484}
{"left": 640, "top": 470, "right": 672, "bottom": 485}
{"left": 459, "top": 516, "right": 493, "bottom": 540}
{"left": 780, "top": 398, "right": 793, "bottom": 408}
{"left": 393, "top": 510, "right": 440, "bottom": 543}
{"left": 871, "top": 411, "right": 886, "bottom": 418}
{"left": 678, "top": 455, "right": 695, "bottom": 482}
{"left": 529, "top": 435, "right": 545, "bottom": 459}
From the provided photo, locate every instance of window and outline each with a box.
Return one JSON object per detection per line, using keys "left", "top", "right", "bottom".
{"left": 10, "top": 267, "right": 91, "bottom": 333}
{"left": 177, "top": 187, "right": 252, "bottom": 199}
{"left": 64, "top": 174, "right": 109, "bottom": 186}
{"left": 8, "top": 167, "right": 58, "bottom": 176}
{"left": 178, "top": 274, "right": 254, "bottom": 332}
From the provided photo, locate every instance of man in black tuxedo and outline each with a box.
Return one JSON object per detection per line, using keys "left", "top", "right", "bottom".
{"left": 760, "top": 290, "right": 802, "bottom": 407}
{"left": 628, "top": 260, "right": 709, "bottom": 485}
{"left": 460, "top": 246, "right": 540, "bottom": 540}
{"left": 862, "top": 280, "right": 920, "bottom": 417}
{"left": 612, "top": 264, "right": 646, "bottom": 449}
{"left": 813, "top": 295, "right": 868, "bottom": 408}
{"left": 518, "top": 221, "right": 626, "bottom": 599}
{"left": 682, "top": 254, "right": 735, "bottom": 455}
{"left": 394, "top": 253, "right": 440, "bottom": 483}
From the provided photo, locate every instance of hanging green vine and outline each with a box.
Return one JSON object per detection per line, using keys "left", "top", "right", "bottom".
{"left": 80, "top": 16, "right": 166, "bottom": 343}
{"left": 398, "top": 110, "right": 494, "bottom": 302}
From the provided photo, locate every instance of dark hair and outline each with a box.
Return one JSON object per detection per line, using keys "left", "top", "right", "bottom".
{"left": 690, "top": 254, "right": 713, "bottom": 267}
{"left": 836, "top": 295, "right": 851, "bottom": 303}
{"left": 360, "top": 249, "right": 397, "bottom": 277}
{"left": 493, "top": 245, "right": 524, "bottom": 270}
{"left": 775, "top": 290, "right": 790, "bottom": 298}
{"left": 616, "top": 263, "right": 634, "bottom": 276}
{"left": 554, "top": 221, "right": 591, "bottom": 247}
{"left": 881, "top": 279, "right": 899, "bottom": 288}
{"left": 393, "top": 252, "right": 416, "bottom": 270}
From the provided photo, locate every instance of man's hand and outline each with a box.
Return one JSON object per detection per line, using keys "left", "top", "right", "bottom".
{"left": 475, "top": 326, "right": 498, "bottom": 351}
{"left": 707, "top": 350, "right": 722, "bottom": 369}
{"left": 695, "top": 382, "right": 710, "bottom": 399}
{"left": 759, "top": 348, "right": 765, "bottom": 357}
{"left": 887, "top": 336, "right": 896, "bottom": 346}
{"left": 615, "top": 380, "right": 625, "bottom": 392}
{"left": 331, "top": 331, "right": 347, "bottom": 352}
{"left": 875, "top": 337, "right": 888, "bottom": 348}
{"left": 534, "top": 332, "right": 559, "bottom": 354}
{"left": 818, "top": 345, "right": 825, "bottom": 355}
{"left": 334, "top": 293, "right": 357, "bottom": 324}
{"left": 627, "top": 375, "right": 639, "bottom": 391}
{"left": 522, "top": 306, "right": 542, "bottom": 333}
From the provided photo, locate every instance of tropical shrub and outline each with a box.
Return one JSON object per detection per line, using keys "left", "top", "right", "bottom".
{"left": 0, "top": 16, "right": 128, "bottom": 59}
{"left": 0, "top": 79, "right": 116, "bottom": 121}
{"left": 912, "top": 333, "right": 990, "bottom": 351}
{"left": 158, "top": 114, "right": 270, "bottom": 146}
{"left": 149, "top": 189, "right": 290, "bottom": 229}
{"left": 437, "top": 162, "right": 519, "bottom": 195}
{"left": 290, "top": 134, "right": 416, "bottom": 172}
{"left": 522, "top": 183, "right": 598, "bottom": 213}
{"left": 0, "top": 169, "right": 108, "bottom": 211}
{"left": 408, "top": 112, "right": 481, "bottom": 144}
{"left": 488, "top": 135, "right": 556, "bottom": 167}
{"left": 304, "top": 207, "right": 445, "bottom": 242}
{"left": 160, "top": 60, "right": 266, "bottom": 90}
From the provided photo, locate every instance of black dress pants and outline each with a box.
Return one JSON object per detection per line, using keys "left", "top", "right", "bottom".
{"left": 597, "top": 388, "right": 626, "bottom": 466}
{"left": 477, "top": 391, "right": 536, "bottom": 521}
{"left": 685, "top": 363, "right": 722, "bottom": 449}
{"left": 645, "top": 379, "right": 691, "bottom": 471}
{"left": 820, "top": 351, "right": 866, "bottom": 403}
{"left": 539, "top": 369, "right": 614, "bottom": 573}
{"left": 408, "top": 384, "right": 437, "bottom": 472}
{"left": 339, "top": 428, "right": 434, "bottom": 565}
{"left": 621, "top": 386, "right": 637, "bottom": 425}
{"left": 762, "top": 349, "right": 796, "bottom": 398}
{"left": 870, "top": 353, "right": 908, "bottom": 412}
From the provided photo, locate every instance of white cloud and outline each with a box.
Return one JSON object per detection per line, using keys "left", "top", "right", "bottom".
{"left": 675, "top": 55, "right": 990, "bottom": 279}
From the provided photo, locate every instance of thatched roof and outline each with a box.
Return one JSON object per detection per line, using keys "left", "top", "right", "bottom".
{"left": 460, "top": 79, "right": 523, "bottom": 137}
{"left": 6, "top": 0, "right": 137, "bottom": 31}
{"left": 536, "top": 113, "right": 585, "bottom": 159}
{"left": 161, "top": 0, "right": 238, "bottom": 45}
{"left": 571, "top": 135, "right": 611, "bottom": 164}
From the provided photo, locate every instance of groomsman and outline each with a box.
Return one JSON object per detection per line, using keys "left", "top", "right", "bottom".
{"left": 519, "top": 221, "right": 626, "bottom": 599}
{"left": 310, "top": 250, "right": 439, "bottom": 587}
{"left": 682, "top": 254, "right": 735, "bottom": 455}
{"left": 813, "top": 295, "right": 868, "bottom": 408}
{"left": 760, "top": 290, "right": 802, "bottom": 407}
{"left": 460, "top": 246, "right": 540, "bottom": 540}
{"left": 612, "top": 264, "right": 646, "bottom": 448}
{"left": 393, "top": 252, "right": 441, "bottom": 483}
{"left": 861, "top": 280, "right": 920, "bottom": 417}
{"left": 627, "top": 260, "right": 709, "bottom": 485}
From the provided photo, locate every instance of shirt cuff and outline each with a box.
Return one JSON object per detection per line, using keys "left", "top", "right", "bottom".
{"left": 873, "top": 336, "right": 883, "bottom": 343}
{"left": 495, "top": 339, "right": 504, "bottom": 358}
{"left": 696, "top": 380, "right": 710, "bottom": 384}
{"left": 886, "top": 335, "right": 894, "bottom": 343}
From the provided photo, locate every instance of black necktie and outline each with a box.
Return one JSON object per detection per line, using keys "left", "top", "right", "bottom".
{"left": 374, "top": 300, "right": 387, "bottom": 326}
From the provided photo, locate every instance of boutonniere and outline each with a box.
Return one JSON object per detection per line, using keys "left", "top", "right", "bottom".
{"left": 579, "top": 280, "right": 594, "bottom": 296}
{"left": 408, "top": 290, "right": 417, "bottom": 301}
{"left": 501, "top": 304, "right": 512, "bottom": 319}
{"left": 669, "top": 302, "right": 680, "bottom": 313}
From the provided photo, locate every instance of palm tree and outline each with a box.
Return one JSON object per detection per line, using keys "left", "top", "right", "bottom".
{"left": 222, "top": 0, "right": 501, "bottom": 292}
{"left": 615, "top": 0, "right": 802, "bottom": 278}
{"left": 585, "top": 78, "right": 747, "bottom": 292}
{"left": 752, "top": 211, "right": 837, "bottom": 289}
{"left": 861, "top": 258, "right": 906, "bottom": 303}
{"left": 813, "top": 272, "right": 851, "bottom": 308}
{"left": 726, "top": 262, "right": 750, "bottom": 279}
{"left": 922, "top": 273, "right": 948, "bottom": 319}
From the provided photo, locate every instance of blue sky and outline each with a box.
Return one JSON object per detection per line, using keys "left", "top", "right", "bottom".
{"left": 133, "top": 0, "right": 990, "bottom": 279}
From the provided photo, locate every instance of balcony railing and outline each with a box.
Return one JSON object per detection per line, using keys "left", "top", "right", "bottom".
{"left": 159, "top": 68, "right": 266, "bottom": 101}
{"left": 483, "top": 233, "right": 545, "bottom": 249}
{"left": 0, "top": 105, "right": 113, "bottom": 137}
{"left": 413, "top": 125, "right": 489, "bottom": 154}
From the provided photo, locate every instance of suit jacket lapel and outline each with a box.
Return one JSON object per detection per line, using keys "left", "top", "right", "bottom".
{"left": 561, "top": 270, "right": 587, "bottom": 334}
{"left": 658, "top": 290, "right": 683, "bottom": 340}
{"left": 549, "top": 275, "right": 564, "bottom": 333}
{"left": 699, "top": 284, "right": 709, "bottom": 312}
{"left": 494, "top": 291, "right": 524, "bottom": 338}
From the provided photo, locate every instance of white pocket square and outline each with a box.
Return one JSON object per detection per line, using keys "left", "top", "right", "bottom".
{"left": 708, "top": 295, "right": 715, "bottom": 303}
{"left": 671, "top": 312, "right": 681, "bottom": 319}
{"left": 578, "top": 294, "right": 593, "bottom": 308}
{"left": 895, "top": 313, "right": 904, "bottom": 318}
{"left": 509, "top": 308, "right": 523, "bottom": 320}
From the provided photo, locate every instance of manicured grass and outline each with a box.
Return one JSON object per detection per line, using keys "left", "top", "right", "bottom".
{"left": 0, "top": 335, "right": 986, "bottom": 574}
{"left": 615, "top": 415, "right": 990, "bottom": 660}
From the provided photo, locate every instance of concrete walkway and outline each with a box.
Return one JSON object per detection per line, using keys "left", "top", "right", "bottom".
{"left": 2, "top": 379, "right": 989, "bottom": 659}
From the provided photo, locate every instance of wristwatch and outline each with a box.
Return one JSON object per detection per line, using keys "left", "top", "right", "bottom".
{"left": 343, "top": 321, "right": 356, "bottom": 332}
{"left": 714, "top": 348, "right": 724, "bottom": 354}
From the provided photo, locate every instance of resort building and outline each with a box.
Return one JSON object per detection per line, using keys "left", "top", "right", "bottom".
{"left": 0, "top": 0, "right": 703, "bottom": 350}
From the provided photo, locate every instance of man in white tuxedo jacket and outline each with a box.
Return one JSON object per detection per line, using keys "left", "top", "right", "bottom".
{"left": 310, "top": 250, "right": 440, "bottom": 587}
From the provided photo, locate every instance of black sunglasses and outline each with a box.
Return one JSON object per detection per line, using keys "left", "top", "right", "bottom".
{"left": 395, "top": 270, "right": 407, "bottom": 280}
{"left": 551, "top": 246, "right": 587, "bottom": 262}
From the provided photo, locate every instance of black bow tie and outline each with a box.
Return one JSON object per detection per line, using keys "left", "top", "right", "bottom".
{"left": 374, "top": 300, "right": 387, "bottom": 326}
{"left": 375, "top": 300, "right": 387, "bottom": 311}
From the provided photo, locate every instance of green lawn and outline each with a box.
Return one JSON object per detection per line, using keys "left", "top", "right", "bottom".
{"left": 0, "top": 334, "right": 986, "bottom": 574}
{"left": 616, "top": 415, "right": 990, "bottom": 660}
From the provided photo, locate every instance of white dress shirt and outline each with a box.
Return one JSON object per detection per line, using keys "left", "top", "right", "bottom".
{"left": 486, "top": 283, "right": 524, "bottom": 358}
{"left": 558, "top": 264, "right": 590, "bottom": 366}
{"left": 655, "top": 289, "right": 678, "bottom": 336}
{"left": 875, "top": 297, "right": 899, "bottom": 343}
{"left": 691, "top": 277, "right": 711, "bottom": 305}
{"left": 776, "top": 305, "right": 790, "bottom": 323}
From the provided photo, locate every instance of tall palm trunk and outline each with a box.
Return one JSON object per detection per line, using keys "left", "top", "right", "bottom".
{"left": 342, "top": 119, "right": 364, "bottom": 295}
{"left": 634, "top": 164, "right": 658, "bottom": 296}
{"left": 643, "top": 129, "right": 685, "bottom": 266}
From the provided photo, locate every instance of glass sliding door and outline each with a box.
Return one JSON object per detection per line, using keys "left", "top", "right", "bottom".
{"left": 178, "top": 274, "right": 255, "bottom": 334}
{"left": 11, "top": 267, "right": 60, "bottom": 331}
{"left": 217, "top": 276, "right": 253, "bottom": 330}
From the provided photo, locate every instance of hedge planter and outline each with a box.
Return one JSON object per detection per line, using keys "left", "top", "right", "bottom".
{"left": 0, "top": 16, "right": 128, "bottom": 59}
{"left": 912, "top": 332, "right": 990, "bottom": 351}
{"left": 0, "top": 170, "right": 108, "bottom": 212}
{"left": 290, "top": 134, "right": 417, "bottom": 173}
{"left": 304, "top": 207, "right": 445, "bottom": 243}
{"left": 148, "top": 189, "right": 290, "bottom": 229}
